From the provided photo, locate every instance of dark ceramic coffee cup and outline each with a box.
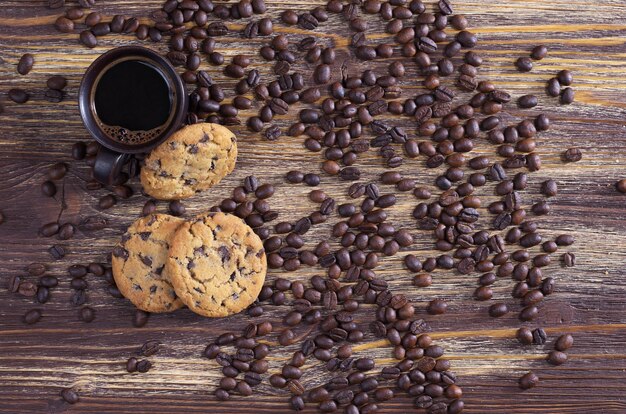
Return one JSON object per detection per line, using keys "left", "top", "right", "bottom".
{"left": 79, "top": 46, "right": 187, "bottom": 185}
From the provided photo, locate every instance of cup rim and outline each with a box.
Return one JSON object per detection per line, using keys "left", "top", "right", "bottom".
{"left": 78, "top": 46, "right": 187, "bottom": 154}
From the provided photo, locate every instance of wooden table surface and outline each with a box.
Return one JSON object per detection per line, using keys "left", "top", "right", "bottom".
{"left": 1, "top": 0, "right": 625, "bottom": 413}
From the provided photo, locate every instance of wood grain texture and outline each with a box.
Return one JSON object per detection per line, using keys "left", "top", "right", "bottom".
{"left": 0, "top": 0, "right": 625, "bottom": 413}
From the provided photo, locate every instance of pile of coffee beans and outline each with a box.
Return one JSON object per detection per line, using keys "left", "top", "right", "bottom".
{"left": 2, "top": 0, "right": 602, "bottom": 411}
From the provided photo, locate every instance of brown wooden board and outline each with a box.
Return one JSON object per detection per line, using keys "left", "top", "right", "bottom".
{"left": 0, "top": 0, "right": 625, "bottom": 413}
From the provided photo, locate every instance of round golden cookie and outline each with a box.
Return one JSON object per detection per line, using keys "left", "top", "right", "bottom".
{"left": 167, "top": 212, "right": 267, "bottom": 317}
{"left": 112, "top": 214, "right": 185, "bottom": 313}
{"left": 140, "top": 123, "right": 237, "bottom": 200}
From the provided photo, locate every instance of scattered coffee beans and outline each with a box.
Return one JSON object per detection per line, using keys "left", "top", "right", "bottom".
{"left": 3, "top": 1, "right": 588, "bottom": 410}
{"left": 17, "top": 53, "right": 34, "bottom": 75}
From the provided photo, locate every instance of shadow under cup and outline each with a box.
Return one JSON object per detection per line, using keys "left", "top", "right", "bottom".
{"left": 79, "top": 46, "right": 187, "bottom": 185}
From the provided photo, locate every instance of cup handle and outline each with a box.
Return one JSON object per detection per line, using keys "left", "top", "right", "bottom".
{"left": 93, "top": 147, "right": 130, "bottom": 185}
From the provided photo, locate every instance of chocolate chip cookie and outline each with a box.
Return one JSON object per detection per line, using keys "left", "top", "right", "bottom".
{"left": 167, "top": 212, "right": 266, "bottom": 317}
{"left": 112, "top": 214, "right": 185, "bottom": 313}
{"left": 140, "top": 123, "right": 237, "bottom": 200}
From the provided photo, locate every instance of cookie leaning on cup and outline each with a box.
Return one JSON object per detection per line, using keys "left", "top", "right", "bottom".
{"left": 167, "top": 212, "right": 267, "bottom": 317}
{"left": 140, "top": 123, "right": 237, "bottom": 200}
{"left": 112, "top": 214, "right": 185, "bottom": 313}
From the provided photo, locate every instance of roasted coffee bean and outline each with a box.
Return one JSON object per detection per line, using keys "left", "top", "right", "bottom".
{"left": 136, "top": 359, "right": 152, "bottom": 373}
{"left": 438, "top": 0, "right": 453, "bottom": 14}
{"left": 290, "top": 395, "right": 305, "bottom": 411}
{"left": 561, "top": 87, "right": 575, "bottom": 104}
{"left": 319, "top": 400, "right": 337, "bottom": 412}
{"left": 518, "top": 94, "right": 538, "bottom": 108}
{"left": 287, "top": 379, "right": 305, "bottom": 395}
{"left": 299, "top": 13, "right": 319, "bottom": 30}
{"left": 519, "top": 372, "right": 539, "bottom": 390}
{"left": 126, "top": 357, "right": 138, "bottom": 373}
{"left": 122, "top": 17, "right": 139, "bottom": 33}
{"left": 55, "top": 16, "right": 74, "bottom": 33}
{"left": 23, "top": 309, "right": 42, "bottom": 324}
{"left": 265, "top": 126, "right": 282, "bottom": 141}
{"left": 269, "top": 373, "right": 288, "bottom": 388}
{"left": 98, "top": 195, "right": 117, "bottom": 210}
{"left": 314, "top": 64, "right": 331, "bottom": 84}
{"left": 546, "top": 78, "right": 561, "bottom": 97}
{"left": 41, "top": 181, "right": 57, "bottom": 197}
{"left": 44, "top": 88, "right": 63, "bottom": 103}
{"left": 531, "top": 45, "right": 548, "bottom": 60}
{"left": 139, "top": 340, "right": 161, "bottom": 357}
{"left": 339, "top": 167, "right": 360, "bottom": 181}
{"left": 308, "top": 386, "right": 329, "bottom": 402}
{"left": 92, "top": 22, "right": 111, "bottom": 36}
{"left": 519, "top": 305, "right": 539, "bottom": 321}
{"left": 17, "top": 53, "right": 34, "bottom": 75}
{"left": 414, "top": 394, "right": 433, "bottom": 408}
{"left": 562, "top": 147, "right": 582, "bottom": 162}
{"left": 516, "top": 327, "right": 533, "bottom": 345}
{"left": 279, "top": 329, "right": 296, "bottom": 345}
{"left": 532, "top": 328, "right": 547, "bottom": 345}
{"left": 80, "top": 306, "right": 96, "bottom": 322}
{"left": 85, "top": 12, "right": 101, "bottom": 26}
{"left": 542, "top": 179, "right": 558, "bottom": 197}
{"left": 558, "top": 70, "right": 573, "bottom": 85}
{"left": 60, "top": 388, "right": 79, "bottom": 404}
{"left": 40, "top": 222, "right": 60, "bottom": 237}
{"left": 547, "top": 350, "right": 568, "bottom": 365}
{"left": 282, "top": 10, "right": 298, "bottom": 25}
{"left": 224, "top": 63, "right": 245, "bottom": 78}
{"left": 531, "top": 201, "right": 550, "bottom": 216}
{"left": 58, "top": 223, "right": 75, "bottom": 240}
{"left": 241, "top": 175, "right": 259, "bottom": 194}
{"left": 167, "top": 200, "right": 185, "bottom": 216}
{"left": 71, "top": 141, "right": 86, "bottom": 160}
{"left": 490, "top": 90, "right": 511, "bottom": 104}
{"left": 255, "top": 184, "right": 274, "bottom": 199}
{"left": 561, "top": 251, "right": 576, "bottom": 267}
{"left": 132, "top": 309, "right": 150, "bottom": 327}
{"left": 427, "top": 299, "right": 447, "bottom": 315}
{"left": 110, "top": 15, "right": 125, "bottom": 33}
{"left": 111, "top": 185, "right": 132, "bottom": 200}
{"left": 18, "top": 281, "right": 37, "bottom": 297}
{"left": 48, "top": 245, "right": 66, "bottom": 260}
{"left": 8, "top": 88, "right": 29, "bottom": 104}
{"left": 269, "top": 98, "right": 288, "bottom": 115}
{"left": 515, "top": 57, "right": 533, "bottom": 72}
{"left": 488, "top": 303, "right": 508, "bottom": 317}
{"left": 555, "top": 334, "right": 574, "bottom": 351}
{"left": 8, "top": 275, "right": 23, "bottom": 293}
{"left": 417, "top": 36, "right": 437, "bottom": 53}
{"left": 354, "top": 358, "right": 375, "bottom": 371}
{"left": 556, "top": 234, "right": 575, "bottom": 246}
{"left": 215, "top": 388, "right": 229, "bottom": 401}
{"left": 80, "top": 30, "right": 98, "bottom": 48}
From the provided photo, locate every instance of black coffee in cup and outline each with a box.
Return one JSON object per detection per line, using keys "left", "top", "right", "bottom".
{"left": 79, "top": 46, "right": 187, "bottom": 185}
{"left": 92, "top": 57, "right": 174, "bottom": 145}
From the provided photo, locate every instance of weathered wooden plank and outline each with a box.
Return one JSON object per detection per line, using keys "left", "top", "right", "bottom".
{"left": 0, "top": 0, "right": 625, "bottom": 413}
